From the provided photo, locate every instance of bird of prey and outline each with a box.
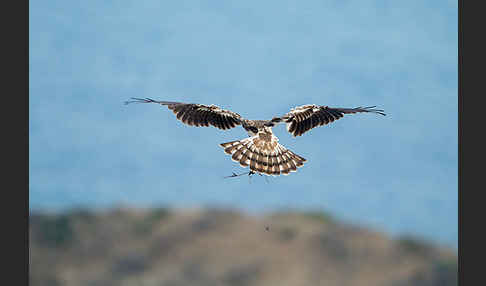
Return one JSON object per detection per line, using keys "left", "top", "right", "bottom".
{"left": 126, "top": 98, "right": 385, "bottom": 176}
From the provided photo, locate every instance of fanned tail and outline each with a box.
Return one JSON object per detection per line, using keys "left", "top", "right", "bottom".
{"left": 220, "top": 137, "right": 306, "bottom": 176}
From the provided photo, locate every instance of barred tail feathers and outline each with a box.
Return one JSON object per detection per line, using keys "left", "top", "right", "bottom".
{"left": 219, "top": 137, "right": 306, "bottom": 176}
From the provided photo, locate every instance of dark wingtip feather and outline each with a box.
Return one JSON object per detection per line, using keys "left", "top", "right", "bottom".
{"left": 361, "top": 106, "right": 386, "bottom": 116}
{"left": 124, "top": 98, "right": 183, "bottom": 106}
{"left": 124, "top": 97, "right": 149, "bottom": 105}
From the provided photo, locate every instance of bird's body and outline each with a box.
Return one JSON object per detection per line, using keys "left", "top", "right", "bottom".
{"left": 126, "top": 98, "right": 385, "bottom": 176}
{"left": 241, "top": 119, "right": 273, "bottom": 136}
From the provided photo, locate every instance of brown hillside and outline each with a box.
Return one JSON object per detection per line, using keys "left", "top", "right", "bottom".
{"left": 29, "top": 208, "right": 457, "bottom": 286}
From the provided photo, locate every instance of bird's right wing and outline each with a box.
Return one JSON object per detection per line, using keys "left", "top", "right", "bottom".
{"left": 125, "top": 98, "right": 243, "bottom": 130}
{"left": 272, "top": 104, "right": 385, "bottom": 137}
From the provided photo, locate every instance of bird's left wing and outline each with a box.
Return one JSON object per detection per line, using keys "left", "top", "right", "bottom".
{"left": 272, "top": 104, "right": 385, "bottom": 137}
{"left": 125, "top": 98, "right": 243, "bottom": 130}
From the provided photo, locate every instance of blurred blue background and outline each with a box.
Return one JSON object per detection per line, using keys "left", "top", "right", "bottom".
{"left": 29, "top": 0, "right": 457, "bottom": 248}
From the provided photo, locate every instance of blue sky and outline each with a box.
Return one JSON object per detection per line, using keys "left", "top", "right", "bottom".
{"left": 29, "top": 0, "right": 457, "bottom": 248}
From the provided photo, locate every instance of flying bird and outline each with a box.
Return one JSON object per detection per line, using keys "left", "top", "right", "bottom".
{"left": 126, "top": 98, "right": 385, "bottom": 176}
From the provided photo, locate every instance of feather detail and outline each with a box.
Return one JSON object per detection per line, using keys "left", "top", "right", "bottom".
{"left": 219, "top": 134, "right": 306, "bottom": 176}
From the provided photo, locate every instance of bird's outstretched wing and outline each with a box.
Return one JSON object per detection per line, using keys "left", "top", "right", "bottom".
{"left": 273, "top": 105, "right": 385, "bottom": 137}
{"left": 125, "top": 98, "right": 243, "bottom": 130}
